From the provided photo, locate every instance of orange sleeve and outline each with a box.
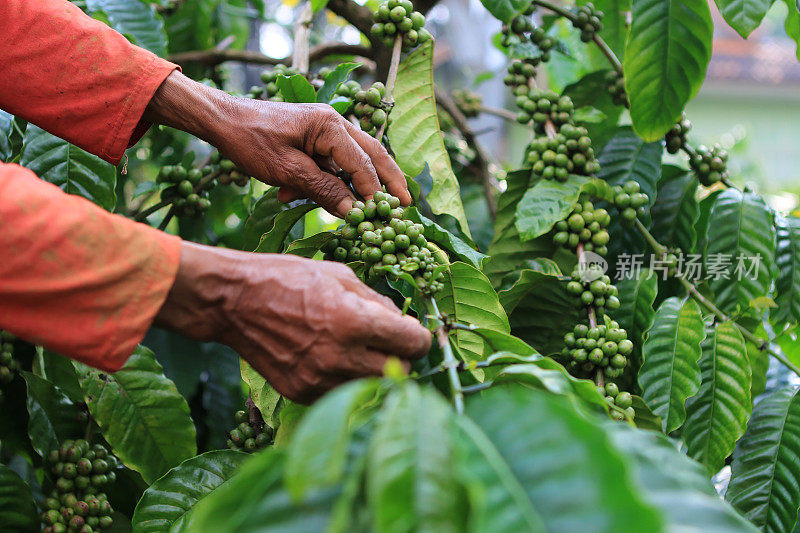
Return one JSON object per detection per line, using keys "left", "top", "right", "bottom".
{"left": 0, "top": 163, "right": 182, "bottom": 371}
{"left": 0, "top": 0, "right": 178, "bottom": 165}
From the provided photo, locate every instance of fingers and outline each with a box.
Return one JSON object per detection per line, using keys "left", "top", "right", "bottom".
{"left": 341, "top": 119, "right": 412, "bottom": 206}
{"left": 293, "top": 153, "right": 355, "bottom": 217}
{"left": 314, "top": 121, "right": 381, "bottom": 202}
{"left": 357, "top": 300, "right": 432, "bottom": 359}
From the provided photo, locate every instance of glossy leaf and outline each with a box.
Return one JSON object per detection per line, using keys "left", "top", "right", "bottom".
{"left": 727, "top": 387, "right": 800, "bottom": 533}
{"left": 86, "top": 0, "right": 168, "bottom": 56}
{"left": 683, "top": 322, "right": 752, "bottom": 473}
{"left": 596, "top": 126, "right": 661, "bottom": 206}
{"left": 243, "top": 188, "right": 282, "bottom": 250}
{"left": 33, "top": 350, "right": 83, "bottom": 403}
{"left": 277, "top": 74, "right": 317, "bottom": 103}
{"left": 239, "top": 360, "right": 283, "bottom": 428}
{"left": 516, "top": 175, "right": 613, "bottom": 241}
{"left": 75, "top": 346, "right": 197, "bottom": 484}
{"left": 435, "top": 262, "right": 510, "bottom": 367}
{"left": 389, "top": 41, "right": 470, "bottom": 236}
{"left": 499, "top": 269, "right": 580, "bottom": 356}
{"left": 638, "top": 297, "right": 706, "bottom": 432}
{"left": 286, "top": 380, "right": 381, "bottom": 498}
{"left": 254, "top": 204, "right": 316, "bottom": 253}
{"left": 405, "top": 207, "right": 487, "bottom": 268}
{"left": 478, "top": 0, "right": 530, "bottom": 22}
{"left": 22, "top": 372, "right": 85, "bottom": 459}
{"left": 608, "top": 424, "right": 759, "bottom": 532}
{"left": 466, "top": 386, "right": 662, "bottom": 533}
{"left": 285, "top": 232, "right": 334, "bottom": 258}
{"left": 774, "top": 217, "right": 800, "bottom": 326}
{"left": 650, "top": 166, "right": 700, "bottom": 253}
{"left": 784, "top": 0, "right": 800, "bottom": 61}
{"left": 316, "top": 62, "right": 359, "bottom": 103}
{"left": 21, "top": 125, "right": 116, "bottom": 210}
{"left": 624, "top": 0, "right": 713, "bottom": 141}
{"left": 0, "top": 464, "right": 38, "bottom": 533}
{"left": 610, "top": 268, "right": 658, "bottom": 368}
{"left": 714, "top": 0, "right": 776, "bottom": 37}
{"left": 706, "top": 189, "right": 776, "bottom": 314}
{"left": 367, "top": 384, "right": 467, "bottom": 533}
{"left": 132, "top": 450, "right": 249, "bottom": 532}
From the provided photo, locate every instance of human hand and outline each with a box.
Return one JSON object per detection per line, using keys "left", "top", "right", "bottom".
{"left": 145, "top": 71, "right": 411, "bottom": 217}
{"left": 154, "top": 242, "right": 431, "bottom": 403}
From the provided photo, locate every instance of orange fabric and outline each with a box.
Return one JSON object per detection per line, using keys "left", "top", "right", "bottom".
{"left": 0, "top": 0, "right": 184, "bottom": 370}
{"left": 0, "top": 0, "right": 178, "bottom": 165}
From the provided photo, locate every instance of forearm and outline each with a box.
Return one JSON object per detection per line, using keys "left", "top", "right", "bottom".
{"left": 0, "top": 163, "right": 181, "bottom": 371}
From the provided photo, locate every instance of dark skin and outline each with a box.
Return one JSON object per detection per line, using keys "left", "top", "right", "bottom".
{"left": 145, "top": 71, "right": 431, "bottom": 403}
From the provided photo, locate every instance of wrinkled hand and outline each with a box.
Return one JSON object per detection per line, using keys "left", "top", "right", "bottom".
{"left": 145, "top": 71, "right": 410, "bottom": 217}
{"left": 155, "top": 242, "right": 432, "bottom": 403}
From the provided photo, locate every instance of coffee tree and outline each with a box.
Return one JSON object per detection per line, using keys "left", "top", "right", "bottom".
{"left": 2, "top": 0, "right": 800, "bottom": 531}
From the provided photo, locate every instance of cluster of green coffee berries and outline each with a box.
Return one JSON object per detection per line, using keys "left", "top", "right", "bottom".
{"left": 227, "top": 410, "right": 274, "bottom": 453}
{"left": 452, "top": 89, "right": 482, "bottom": 118}
{"left": 41, "top": 440, "right": 117, "bottom": 533}
{"left": 258, "top": 64, "right": 303, "bottom": 102}
{"left": 690, "top": 144, "right": 728, "bottom": 186}
{"left": 604, "top": 69, "right": 627, "bottom": 107}
{"left": 526, "top": 125, "right": 599, "bottom": 181}
{"left": 600, "top": 381, "right": 635, "bottom": 420}
{"left": 350, "top": 81, "right": 389, "bottom": 135}
{"left": 515, "top": 88, "right": 576, "bottom": 133}
{"left": 501, "top": 18, "right": 556, "bottom": 60}
{"left": 156, "top": 163, "right": 212, "bottom": 216}
{"left": 324, "top": 192, "right": 448, "bottom": 294}
{"left": 611, "top": 180, "right": 649, "bottom": 224}
{"left": 500, "top": 3, "right": 537, "bottom": 45}
{"left": 566, "top": 267, "right": 620, "bottom": 312}
{"left": 0, "top": 330, "right": 18, "bottom": 389}
{"left": 552, "top": 199, "right": 611, "bottom": 255}
{"left": 664, "top": 113, "right": 691, "bottom": 154}
{"left": 572, "top": 3, "right": 604, "bottom": 42}
{"left": 560, "top": 320, "right": 633, "bottom": 380}
{"left": 371, "top": 0, "right": 431, "bottom": 51}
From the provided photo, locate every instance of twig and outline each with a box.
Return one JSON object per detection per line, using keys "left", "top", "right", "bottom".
{"left": 435, "top": 89, "right": 498, "bottom": 218}
{"left": 167, "top": 43, "right": 373, "bottom": 68}
{"left": 462, "top": 382, "right": 494, "bottom": 394}
{"left": 375, "top": 35, "right": 403, "bottom": 141}
{"left": 428, "top": 297, "right": 465, "bottom": 413}
{"left": 479, "top": 105, "right": 518, "bottom": 122}
{"left": 293, "top": 2, "right": 314, "bottom": 74}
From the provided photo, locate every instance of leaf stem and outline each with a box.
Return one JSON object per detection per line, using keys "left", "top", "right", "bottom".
{"left": 478, "top": 105, "right": 518, "bottom": 122}
{"left": 428, "top": 297, "right": 465, "bottom": 413}
{"left": 375, "top": 35, "right": 403, "bottom": 140}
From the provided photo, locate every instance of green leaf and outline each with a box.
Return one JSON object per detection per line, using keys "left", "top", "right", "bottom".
{"left": 286, "top": 380, "right": 381, "bottom": 498}
{"left": 596, "top": 126, "right": 661, "bottom": 205}
{"left": 33, "top": 350, "right": 84, "bottom": 403}
{"left": 22, "top": 372, "right": 85, "bottom": 459}
{"left": 434, "top": 262, "right": 510, "bottom": 369}
{"left": 610, "top": 268, "right": 658, "bottom": 369}
{"left": 75, "top": 346, "right": 197, "bottom": 484}
{"left": 784, "top": 0, "right": 800, "bottom": 61}
{"left": 284, "top": 232, "right": 332, "bottom": 258}
{"left": 631, "top": 396, "right": 663, "bottom": 431}
{"left": 714, "top": 0, "right": 776, "bottom": 37}
{"left": 21, "top": 125, "right": 116, "bottom": 210}
{"left": 239, "top": 360, "right": 282, "bottom": 428}
{"left": 243, "top": 188, "right": 282, "bottom": 250}
{"left": 477, "top": 0, "right": 530, "bottom": 21}
{"left": 189, "top": 449, "right": 340, "bottom": 532}
{"left": 515, "top": 175, "right": 612, "bottom": 241}
{"left": 0, "top": 464, "right": 38, "bottom": 533}
{"left": 774, "top": 217, "right": 800, "bottom": 327}
{"left": 650, "top": 166, "right": 700, "bottom": 253}
{"left": 706, "top": 189, "right": 776, "bottom": 314}
{"left": 311, "top": 0, "right": 332, "bottom": 12}
{"left": 727, "top": 387, "right": 800, "bottom": 533}
{"left": 132, "top": 450, "right": 249, "bottom": 532}
{"left": 683, "top": 322, "right": 752, "bottom": 473}
{"left": 624, "top": 0, "right": 713, "bottom": 141}
{"left": 484, "top": 171, "right": 556, "bottom": 286}
{"left": 316, "top": 63, "right": 359, "bottom": 104}
{"left": 86, "top": 0, "right": 168, "bottom": 56}
{"left": 404, "top": 207, "right": 486, "bottom": 268}
{"left": 254, "top": 204, "right": 316, "bottom": 253}
{"left": 367, "top": 384, "right": 467, "bottom": 533}
{"left": 638, "top": 297, "right": 706, "bottom": 432}
{"left": 608, "top": 424, "right": 759, "bottom": 532}
{"left": 277, "top": 74, "right": 317, "bottom": 103}
{"left": 389, "top": 41, "right": 470, "bottom": 236}
{"left": 466, "top": 386, "right": 663, "bottom": 533}
{"left": 499, "top": 269, "right": 580, "bottom": 356}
